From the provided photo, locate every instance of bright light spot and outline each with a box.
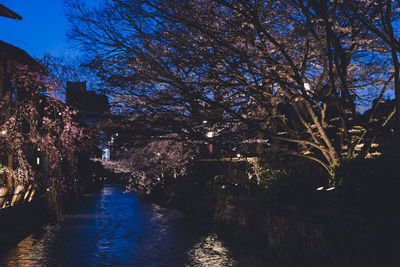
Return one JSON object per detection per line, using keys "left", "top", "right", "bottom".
{"left": 46, "top": 188, "right": 50, "bottom": 192}
{"left": 326, "top": 187, "right": 335, "bottom": 191}
{"left": 156, "top": 152, "right": 161, "bottom": 156}
{"left": 102, "top": 148, "right": 110, "bottom": 160}
{"left": 1, "top": 130, "right": 6, "bottom": 135}
{"left": 202, "top": 120, "right": 208, "bottom": 124}
{"left": 206, "top": 131, "right": 214, "bottom": 138}
{"left": 36, "top": 157, "right": 40, "bottom": 165}
{"left": 236, "top": 153, "right": 241, "bottom": 158}
{"left": 304, "top": 82, "right": 311, "bottom": 91}
{"left": 58, "top": 112, "right": 62, "bottom": 115}
{"left": 316, "top": 187, "right": 324, "bottom": 191}
{"left": 186, "top": 233, "right": 236, "bottom": 266}
{"left": 157, "top": 177, "right": 161, "bottom": 181}
{"left": 37, "top": 148, "right": 40, "bottom": 151}
{"left": 221, "top": 185, "right": 225, "bottom": 189}
{"left": 115, "top": 133, "right": 119, "bottom": 137}
{"left": 235, "top": 183, "right": 238, "bottom": 186}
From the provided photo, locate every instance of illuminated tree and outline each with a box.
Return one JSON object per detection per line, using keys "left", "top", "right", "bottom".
{"left": 67, "top": 0, "right": 396, "bottom": 181}
{"left": 96, "top": 134, "right": 195, "bottom": 193}
{"left": 0, "top": 61, "right": 85, "bottom": 213}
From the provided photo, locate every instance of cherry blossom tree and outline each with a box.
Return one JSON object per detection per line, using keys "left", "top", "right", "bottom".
{"left": 66, "top": 0, "right": 396, "bottom": 182}
{"left": 95, "top": 134, "right": 195, "bottom": 193}
{"left": 0, "top": 61, "right": 86, "bottom": 213}
{"left": 341, "top": 0, "right": 400, "bottom": 149}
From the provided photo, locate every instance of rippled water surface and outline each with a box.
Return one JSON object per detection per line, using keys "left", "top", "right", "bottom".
{"left": 0, "top": 186, "right": 264, "bottom": 266}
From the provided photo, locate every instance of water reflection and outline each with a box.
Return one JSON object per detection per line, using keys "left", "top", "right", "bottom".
{"left": 186, "top": 233, "right": 236, "bottom": 267}
{"left": 1, "top": 224, "right": 61, "bottom": 266}
{"left": 0, "top": 186, "right": 262, "bottom": 266}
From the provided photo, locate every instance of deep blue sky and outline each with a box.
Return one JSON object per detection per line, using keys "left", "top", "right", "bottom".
{"left": 1, "top": 0, "right": 78, "bottom": 58}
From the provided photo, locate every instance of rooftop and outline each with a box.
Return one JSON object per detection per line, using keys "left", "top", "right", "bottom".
{"left": 0, "top": 4, "right": 22, "bottom": 20}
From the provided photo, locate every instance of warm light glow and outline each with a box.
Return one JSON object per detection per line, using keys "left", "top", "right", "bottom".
{"left": 236, "top": 153, "right": 241, "bottom": 158}
{"left": 326, "top": 187, "right": 335, "bottom": 191}
{"left": 1, "top": 130, "right": 6, "bottom": 135}
{"left": 206, "top": 131, "right": 214, "bottom": 138}
{"left": 156, "top": 153, "right": 161, "bottom": 156}
{"left": 316, "top": 187, "right": 324, "bottom": 191}
{"left": 186, "top": 233, "right": 235, "bottom": 266}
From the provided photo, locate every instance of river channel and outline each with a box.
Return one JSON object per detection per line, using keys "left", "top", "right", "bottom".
{"left": 0, "top": 186, "right": 266, "bottom": 266}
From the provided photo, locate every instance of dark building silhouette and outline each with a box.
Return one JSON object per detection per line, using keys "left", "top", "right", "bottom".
{"left": 66, "top": 82, "right": 111, "bottom": 159}
{"left": 66, "top": 81, "right": 109, "bottom": 126}
{"left": 0, "top": 4, "right": 22, "bottom": 20}
{"left": 0, "top": 41, "right": 41, "bottom": 98}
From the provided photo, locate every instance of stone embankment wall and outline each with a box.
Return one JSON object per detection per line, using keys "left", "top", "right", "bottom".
{"left": 0, "top": 196, "right": 49, "bottom": 251}
{"left": 197, "top": 194, "right": 400, "bottom": 266}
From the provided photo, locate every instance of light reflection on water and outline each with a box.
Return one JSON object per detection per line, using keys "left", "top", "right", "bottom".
{"left": 187, "top": 233, "right": 236, "bottom": 267}
{"left": 0, "top": 186, "right": 262, "bottom": 266}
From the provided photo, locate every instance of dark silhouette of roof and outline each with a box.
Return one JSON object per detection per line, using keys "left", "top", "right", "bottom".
{"left": 0, "top": 4, "right": 22, "bottom": 20}
{"left": 0, "top": 40, "right": 39, "bottom": 68}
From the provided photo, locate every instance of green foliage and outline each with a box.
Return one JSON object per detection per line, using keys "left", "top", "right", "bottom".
{"left": 247, "top": 157, "right": 289, "bottom": 189}
{"left": 200, "top": 156, "right": 328, "bottom": 204}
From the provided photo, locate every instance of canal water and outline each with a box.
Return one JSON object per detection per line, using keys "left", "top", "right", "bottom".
{"left": 0, "top": 186, "right": 265, "bottom": 266}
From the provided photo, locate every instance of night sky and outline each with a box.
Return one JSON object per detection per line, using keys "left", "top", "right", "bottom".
{"left": 1, "top": 0, "right": 83, "bottom": 58}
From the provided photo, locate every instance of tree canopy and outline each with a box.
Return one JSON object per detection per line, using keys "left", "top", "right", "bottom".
{"left": 66, "top": 0, "right": 400, "bottom": 178}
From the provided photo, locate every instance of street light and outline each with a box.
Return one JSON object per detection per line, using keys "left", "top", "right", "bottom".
{"left": 205, "top": 131, "right": 214, "bottom": 154}
{"left": 206, "top": 131, "right": 214, "bottom": 138}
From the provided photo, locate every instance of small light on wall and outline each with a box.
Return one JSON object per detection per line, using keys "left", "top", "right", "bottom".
{"left": 36, "top": 157, "right": 40, "bottom": 165}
